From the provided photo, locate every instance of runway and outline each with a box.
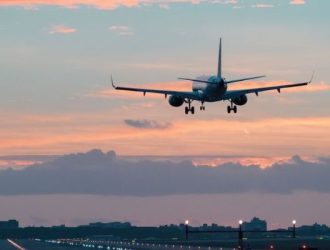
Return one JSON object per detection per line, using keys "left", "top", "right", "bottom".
{"left": 2, "top": 238, "right": 329, "bottom": 250}
{"left": 0, "top": 239, "right": 82, "bottom": 250}
{"left": 0, "top": 240, "right": 17, "bottom": 250}
{"left": 0, "top": 239, "right": 234, "bottom": 250}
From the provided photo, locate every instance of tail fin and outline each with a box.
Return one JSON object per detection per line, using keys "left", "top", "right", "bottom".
{"left": 217, "top": 38, "right": 222, "bottom": 79}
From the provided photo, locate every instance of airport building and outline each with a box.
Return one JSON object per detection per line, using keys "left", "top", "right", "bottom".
{"left": 242, "top": 217, "right": 267, "bottom": 231}
{"left": 0, "top": 219, "right": 19, "bottom": 229}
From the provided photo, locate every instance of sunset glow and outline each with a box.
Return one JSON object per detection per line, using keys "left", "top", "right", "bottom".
{"left": 0, "top": 0, "right": 329, "bottom": 227}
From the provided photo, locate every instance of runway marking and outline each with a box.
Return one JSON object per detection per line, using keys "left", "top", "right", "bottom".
{"left": 7, "top": 239, "right": 26, "bottom": 250}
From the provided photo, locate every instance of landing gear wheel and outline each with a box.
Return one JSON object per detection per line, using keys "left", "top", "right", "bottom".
{"left": 184, "top": 99, "right": 195, "bottom": 114}
{"left": 227, "top": 101, "right": 237, "bottom": 114}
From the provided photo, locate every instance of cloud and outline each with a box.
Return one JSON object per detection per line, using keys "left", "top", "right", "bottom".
{"left": 0, "top": 0, "right": 222, "bottom": 9}
{"left": 0, "top": 149, "right": 330, "bottom": 196}
{"left": 0, "top": 155, "right": 59, "bottom": 169}
{"left": 1, "top": 113, "right": 330, "bottom": 157}
{"left": 109, "top": 25, "right": 134, "bottom": 36}
{"left": 0, "top": 0, "right": 310, "bottom": 10}
{"left": 211, "top": 0, "right": 237, "bottom": 4}
{"left": 49, "top": 25, "right": 76, "bottom": 34}
{"left": 159, "top": 4, "right": 170, "bottom": 9}
{"left": 124, "top": 119, "right": 171, "bottom": 129}
{"left": 252, "top": 4, "right": 273, "bottom": 8}
{"left": 0, "top": 0, "right": 139, "bottom": 9}
{"left": 290, "top": 0, "right": 306, "bottom": 5}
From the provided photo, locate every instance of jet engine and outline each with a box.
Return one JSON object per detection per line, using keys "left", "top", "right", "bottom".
{"left": 168, "top": 95, "right": 184, "bottom": 107}
{"left": 232, "top": 94, "right": 248, "bottom": 106}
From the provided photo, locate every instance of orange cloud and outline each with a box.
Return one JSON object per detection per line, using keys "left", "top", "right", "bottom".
{"left": 192, "top": 155, "right": 321, "bottom": 169}
{"left": 1, "top": 112, "right": 329, "bottom": 159}
{"left": 290, "top": 0, "right": 306, "bottom": 5}
{"left": 192, "top": 156, "right": 289, "bottom": 168}
{"left": 0, "top": 160, "right": 41, "bottom": 169}
{"left": 0, "top": 0, "right": 215, "bottom": 9}
{"left": 0, "top": 0, "right": 139, "bottom": 9}
{"left": 49, "top": 25, "right": 76, "bottom": 34}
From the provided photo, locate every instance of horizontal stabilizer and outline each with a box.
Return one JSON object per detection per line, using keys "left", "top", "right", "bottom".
{"left": 226, "top": 75, "right": 266, "bottom": 84}
{"left": 178, "top": 77, "right": 218, "bottom": 84}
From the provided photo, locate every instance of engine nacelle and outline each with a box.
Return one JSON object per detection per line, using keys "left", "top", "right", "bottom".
{"left": 232, "top": 94, "right": 248, "bottom": 106}
{"left": 168, "top": 95, "right": 184, "bottom": 107}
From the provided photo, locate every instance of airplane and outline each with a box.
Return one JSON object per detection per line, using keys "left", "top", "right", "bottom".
{"left": 111, "top": 38, "right": 312, "bottom": 114}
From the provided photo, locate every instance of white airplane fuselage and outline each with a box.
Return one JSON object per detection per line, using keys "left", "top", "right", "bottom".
{"left": 192, "top": 76, "right": 227, "bottom": 102}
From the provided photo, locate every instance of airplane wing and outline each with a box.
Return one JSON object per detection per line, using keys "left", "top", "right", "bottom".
{"left": 223, "top": 80, "right": 311, "bottom": 100}
{"left": 111, "top": 77, "right": 202, "bottom": 101}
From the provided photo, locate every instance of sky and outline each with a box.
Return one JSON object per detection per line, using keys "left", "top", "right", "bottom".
{"left": 0, "top": 0, "right": 330, "bottom": 227}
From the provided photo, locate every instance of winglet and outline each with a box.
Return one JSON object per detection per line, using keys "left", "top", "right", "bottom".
{"left": 308, "top": 71, "right": 315, "bottom": 84}
{"left": 111, "top": 75, "right": 117, "bottom": 89}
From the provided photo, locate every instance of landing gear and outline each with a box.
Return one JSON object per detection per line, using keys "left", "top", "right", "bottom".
{"left": 200, "top": 102, "right": 206, "bottom": 111}
{"left": 184, "top": 99, "right": 195, "bottom": 115}
{"left": 227, "top": 101, "right": 237, "bottom": 114}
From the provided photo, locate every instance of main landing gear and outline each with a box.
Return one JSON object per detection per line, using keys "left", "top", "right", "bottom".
{"left": 227, "top": 101, "right": 237, "bottom": 114}
{"left": 185, "top": 99, "right": 195, "bottom": 114}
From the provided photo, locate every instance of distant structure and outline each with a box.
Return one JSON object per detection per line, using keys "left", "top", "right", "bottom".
{"left": 0, "top": 219, "right": 19, "bottom": 229}
{"left": 87, "top": 222, "right": 131, "bottom": 229}
{"left": 242, "top": 217, "right": 267, "bottom": 231}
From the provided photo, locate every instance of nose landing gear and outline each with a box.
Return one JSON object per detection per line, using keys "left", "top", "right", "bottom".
{"left": 200, "top": 102, "right": 205, "bottom": 111}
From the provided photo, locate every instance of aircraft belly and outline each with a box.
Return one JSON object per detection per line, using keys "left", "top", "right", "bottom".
{"left": 203, "top": 86, "right": 224, "bottom": 102}
{"left": 192, "top": 81, "right": 226, "bottom": 102}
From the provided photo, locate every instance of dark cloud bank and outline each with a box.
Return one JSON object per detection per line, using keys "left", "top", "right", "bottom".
{"left": 1, "top": 149, "right": 330, "bottom": 196}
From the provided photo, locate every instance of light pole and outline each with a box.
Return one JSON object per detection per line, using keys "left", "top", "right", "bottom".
{"left": 238, "top": 220, "right": 243, "bottom": 250}
{"left": 292, "top": 220, "right": 296, "bottom": 239}
{"left": 185, "top": 220, "right": 189, "bottom": 241}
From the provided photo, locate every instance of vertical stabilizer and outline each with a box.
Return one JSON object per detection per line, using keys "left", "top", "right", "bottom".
{"left": 217, "top": 38, "right": 222, "bottom": 79}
